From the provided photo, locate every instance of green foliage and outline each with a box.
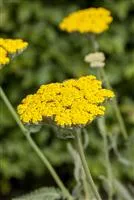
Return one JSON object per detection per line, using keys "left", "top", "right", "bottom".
{"left": 114, "top": 180, "right": 133, "bottom": 200}
{"left": 0, "top": 0, "right": 134, "bottom": 199}
{"left": 12, "top": 187, "right": 61, "bottom": 200}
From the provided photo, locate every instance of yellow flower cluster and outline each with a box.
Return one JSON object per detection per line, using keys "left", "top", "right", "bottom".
{"left": 0, "top": 47, "right": 10, "bottom": 66}
{"left": 0, "top": 38, "right": 28, "bottom": 66}
{"left": 0, "top": 38, "right": 28, "bottom": 54}
{"left": 59, "top": 7, "right": 113, "bottom": 34}
{"left": 17, "top": 75, "right": 114, "bottom": 127}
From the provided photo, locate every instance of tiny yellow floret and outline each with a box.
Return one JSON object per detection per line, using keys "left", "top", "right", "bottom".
{"left": 17, "top": 75, "right": 114, "bottom": 127}
{"left": 59, "top": 7, "right": 113, "bottom": 34}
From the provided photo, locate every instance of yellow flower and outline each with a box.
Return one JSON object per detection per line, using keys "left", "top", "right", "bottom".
{"left": 0, "top": 38, "right": 28, "bottom": 68}
{"left": 0, "top": 47, "right": 10, "bottom": 67}
{"left": 0, "top": 38, "right": 28, "bottom": 54}
{"left": 17, "top": 75, "right": 114, "bottom": 127}
{"left": 59, "top": 7, "right": 113, "bottom": 34}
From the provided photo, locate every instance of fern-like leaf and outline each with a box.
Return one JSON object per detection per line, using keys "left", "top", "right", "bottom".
{"left": 12, "top": 187, "right": 62, "bottom": 200}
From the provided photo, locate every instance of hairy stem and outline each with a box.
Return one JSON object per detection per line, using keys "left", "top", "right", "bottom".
{"left": 90, "top": 34, "right": 128, "bottom": 139}
{"left": 0, "top": 86, "right": 73, "bottom": 200}
{"left": 26, "top": 133, "right": 73, "bottom": 200}
{"left": 82, "top": 170, "right": 91, "bottom": 200}
{"left": 99, "top": 68, "right": 128, "bottom": 139}
{"left": 75, "top": 128, "right": 102, "bottom": 200}
{"left": 98, "top": 118, "right": 113, "bottom": 200}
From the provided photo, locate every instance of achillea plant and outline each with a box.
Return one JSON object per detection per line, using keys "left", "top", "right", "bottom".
{"left": 59, "top": 7, "right": 129, "bottom": 200}
{"left": 0, "top": 3, "right": 132, "bottom": 200}
{"left": 17, "top": 75, "right": 114, "bottom": 200}
{"left": 0, "top": 38, "right": 115, "bottom": 200}
{"left": 59, "top": 7, "right": 113, "bottom": 34}
{"left": 59, "top": 7, "right": 128, "bottom": 139}
{"left": 0, "top": 38, "right": 73, "bottom": 200}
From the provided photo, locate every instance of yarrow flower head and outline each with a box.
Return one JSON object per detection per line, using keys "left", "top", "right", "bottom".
{"left": 0, "top": 38, "right": 28, "bottom": 67}
{"left": 59, "top": 7, "right": 113, "bottom": 34}
{"left": 17, "top": 75, "right": 114, "bottom": 128}
{"left": 84, "top": 52, "right": 105, "bottom": 68}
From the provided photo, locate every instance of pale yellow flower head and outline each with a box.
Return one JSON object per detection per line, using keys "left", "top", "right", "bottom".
{"left": 59, "top": 7, "right": 113, "bottom": 34}
{"left": 17, "top": 75, "right": 114, "bottom": 127}
{"left": 84, "top": 52, "right": 105, "bottom": 68}
{"left": 0, "top": 38, "right": 28, "bottom": 68}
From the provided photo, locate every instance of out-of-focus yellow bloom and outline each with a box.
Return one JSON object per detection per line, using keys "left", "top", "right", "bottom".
{"left": 17, "top": 75, "right": 114, "bottom": 127}
{"left": 0, "top": 38, "right": 28, "bottom": 54}
{"left": 0, "top": 38, "right": 28, "bottom": 68}
{"left": 0, "top": 47, "right": 10, "bottom": 67}
{"left": 59, "top": 7, "right": 113, "bottom": 34}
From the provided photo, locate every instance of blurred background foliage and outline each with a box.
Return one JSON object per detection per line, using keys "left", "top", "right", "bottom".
{"left": 0, "top": 0, "right": 134, "bottom": 199}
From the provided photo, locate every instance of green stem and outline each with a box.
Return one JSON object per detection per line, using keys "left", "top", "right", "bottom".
{"left": 68, "top": 142, "right": 90, "bottom": 200}
{"left": 81, "top": 169, "right": 91, "bottom": 200}
{"left": 75, "top": 128, "right": 102, "bottom": 200}
{"left": 97, "top": 118, "right": 113, "bottom": 200}
{"left": 81, "top": 131, "right": 91, "bottom": 200}
{"left": 99, "top": 68, "right": 128, "bottom": 139}
{"left": 0, "top": 86, "right": 73, "bottom": 200}
{"left": 0, "top": 87, "right": 26, "bottom": 134}
{"left": 26, "top": 133, "right": 73, "bottom": 200}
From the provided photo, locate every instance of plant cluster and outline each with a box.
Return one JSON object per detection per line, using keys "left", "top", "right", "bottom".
{"left": 0, "top": 0, "right": 134, "bottom": 200}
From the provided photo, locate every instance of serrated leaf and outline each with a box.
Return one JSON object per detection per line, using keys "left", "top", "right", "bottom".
{"left": 12, "top": 187, "right": 62, "bottom": 200}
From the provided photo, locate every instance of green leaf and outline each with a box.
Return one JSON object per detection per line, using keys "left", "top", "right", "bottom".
{"left": 12, "top": 187, "right": 62, "bottom": 200}
{"left": 54, "top": 126, "right": 75, "bottom": 139}
{"left": 25, "top": 124, "right": 42, "bottom": 133}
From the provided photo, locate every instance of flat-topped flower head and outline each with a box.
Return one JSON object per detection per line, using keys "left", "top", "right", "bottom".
{"left": 0, "top": 38, "right": 28, "bottom": 54}
{"left": 17, "top": 75, "right": 114, "bottom": 128}
{"left": 59, "top": 7, "right": 113, "bottom": 34}
{"left": 0, "top": 38, "right": 28, "bottom": 68}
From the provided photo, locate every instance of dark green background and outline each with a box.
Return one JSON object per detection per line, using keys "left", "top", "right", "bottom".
{"left": 0, "top": 0, "right": 134, "bottom": 199}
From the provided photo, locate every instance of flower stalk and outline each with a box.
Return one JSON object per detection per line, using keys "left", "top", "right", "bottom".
{"left": 75, "top": 128, "right": 102, "bottom": 200}
{"left": 0, "top": 86, "right": 73, "bottom": 200}
{"left": 99, "top": 68, "right": 128, "bottom": 139}
{"left": 97, "top": 117, "right": 113, "bottom": 200}
{"left": 90, "top": 35, "right": 128, "bottom": 139}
